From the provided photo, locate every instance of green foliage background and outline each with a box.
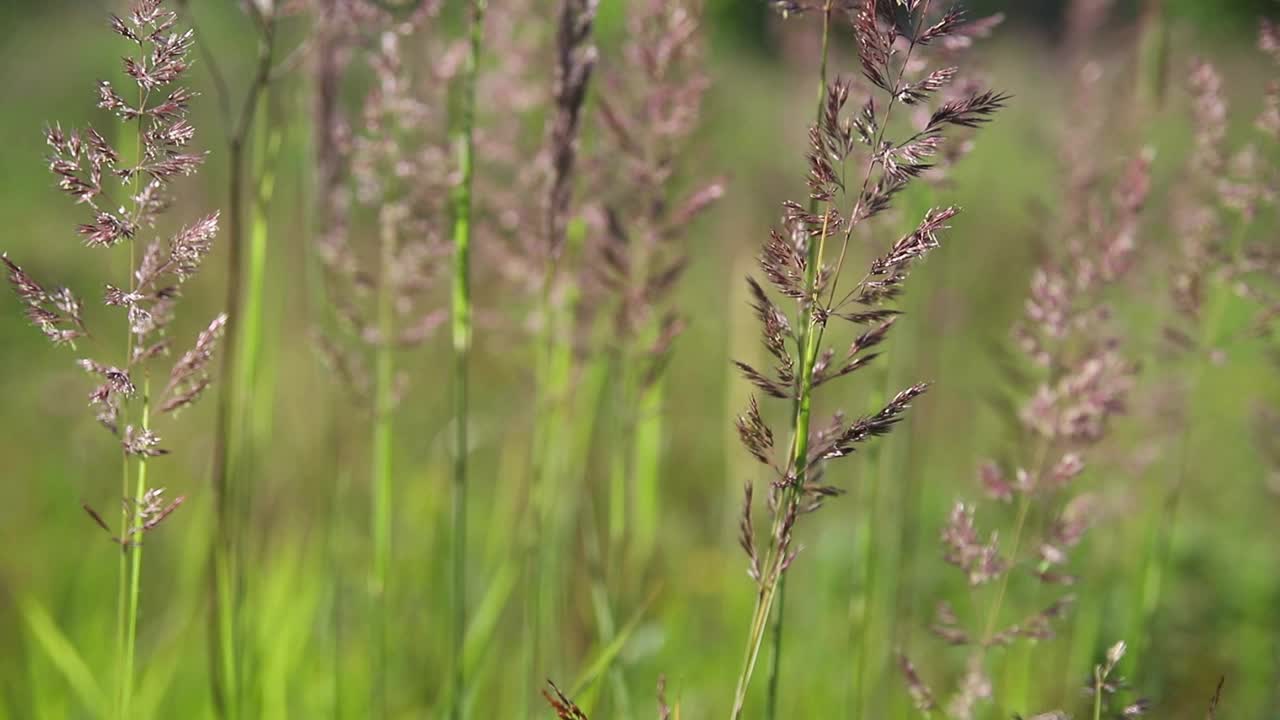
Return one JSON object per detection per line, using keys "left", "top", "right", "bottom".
{"left": 0, "top": 1, "right": 1277, "bottom": 719}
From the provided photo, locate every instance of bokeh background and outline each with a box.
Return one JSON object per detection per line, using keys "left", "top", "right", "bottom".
{"left": 0, "top": 1, "right": 1277, "bottom": 718}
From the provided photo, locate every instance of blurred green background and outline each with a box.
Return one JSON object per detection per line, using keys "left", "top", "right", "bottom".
{"left": 0, "top": 1, "right": 1277, "bottom": 719}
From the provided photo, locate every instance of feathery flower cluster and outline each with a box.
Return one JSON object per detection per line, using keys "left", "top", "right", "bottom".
{"left": 732, "top": 1, "right": 1005, "bottom": 714}
{"left": 4, "top": 0, "right": 222, "bottom": 539}
{"left": 1169, "top": 26, "right": 1279, "bottom": 354}
{"left": 897, "top": 22, "right": 1154, "bottom": 720}
{"left": 736, "top": 0, "right": 1005, "bottom": 589}
{"left": 587, "top": 0, "right": 724, "bottom": 383}
{"left": 312, "top": 1, "right": 450, "bottom": 405}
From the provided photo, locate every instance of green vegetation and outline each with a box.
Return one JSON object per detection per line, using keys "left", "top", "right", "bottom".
{"left": 0, "top": 1, "right": 1277, "bottom": 719}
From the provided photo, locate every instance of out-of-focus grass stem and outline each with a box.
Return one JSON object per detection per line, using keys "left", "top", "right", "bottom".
{"left": 450, "top": 2, "right": 486, "bottom": 717}
{"left": 370, "top": 199, "right": 401, "bottom": 716}
{"left": 188, "top": 4, "right": 278, "bottom": 714}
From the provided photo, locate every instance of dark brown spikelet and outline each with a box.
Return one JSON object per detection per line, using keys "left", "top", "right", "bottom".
{"left": 542, "top": 680, "right": 589, "bottom": 719}
{"left": 1, "top": 254, "right": 86, "bottom": 346}
{"left": 1206, "top": 677, "right": 1225, "bottom": 720}
{"left": 544, "top": 0, "right": 599, "bottom": 261}
{"left": 739, "top": 482, "right": 762, "bottom": 583}
{"left": 814, "top": 383, "right": 929, "bottom": 459}
{"left": 736, "top": 395, "right": 776, "bottom": 466}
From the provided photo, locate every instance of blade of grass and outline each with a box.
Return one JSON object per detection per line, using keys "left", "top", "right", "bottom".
{"left": 19, "top": 596, "right": 107, "bottom": 716}
{"left": 568, "top": 587, "right": 661, "bottom": 700}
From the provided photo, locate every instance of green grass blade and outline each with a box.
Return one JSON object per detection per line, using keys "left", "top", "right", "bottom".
{"left": 19, "top": 595, "right": 107, "bottom": 716}
{"left": 568, "top": 588, "right": 660, "bottom": 700}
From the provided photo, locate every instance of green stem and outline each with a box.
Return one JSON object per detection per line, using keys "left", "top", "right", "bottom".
{"left": 209, "top": 134, "right": 245, "bottom": 720}
{"left": 1135, "top": 0, "right": 1169, "bottom": 116}
{"left": 115, "top": 453, "right": 129, "bottom": 719}
{"left": 731, "top": 206, "right": 832, "bottom": 719}
{"left": 450, "top": 3, "right": 485, "bottom": 717}
{"left": 980, "top": 450, "right": 1040, "bottom": 644}
{"left": 205, "top": 13, "right": 276, "bottom": 714}
{"left": 122, "top": 384, "right": 151, "bottom": 720}
{"left": 524, "top": 220, "right": 588, "bottom": 717}
{"left": 117, "top": 52, "right": 151, "bottom": 720}
{"left": 1135, "top": 254, "right": 1235, "bottom": 679}
{"left": 763, "top": 5, "right": 833, "bottom": 717}
{"left": 371, "top": 206, "right": 397, "bottom": 718}
{"left": 1135, "top": 211, "right": 1248, "bottom": 685}
{"left": 1092, "top": 666, "right": 1104, "bottom": 720}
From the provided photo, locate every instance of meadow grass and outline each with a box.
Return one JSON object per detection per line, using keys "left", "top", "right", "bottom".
{"left": 0, "top": 2, "right": 1278, "bottom": 719}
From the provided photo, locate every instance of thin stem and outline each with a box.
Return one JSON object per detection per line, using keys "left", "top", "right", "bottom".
{"left": 736, "top": 3, "right": 943, "bottom": 710}
{"left": 121, "top": 384, "right": 150, "bottom": 720}
{"left": 115, "top": 261, "right": 133, "bottom": 720}
{"left": 730, "top": 208, "right": 833, "bottom": 720}
{"left": 202, "top": 11, "right": 276, "bottom": 716}
{"left": 1092, "top": 667, "right": 1104, "bottom": 720}
{"left": 764, "top": 5, "right": 833, "bottom": 716}
{"left": 116, "top": 42, "right": 151, "bottom": 718}
{"left": 1135, "top": 218, "right": 1241, "bottom": 674}
{"left": 371, "top": 208, "right": 397, "bottom": 717}
{"left": 821, "top": 0, "right": 934, "bottom": 321}
{"left": 209, "top": 135, "right": 245, "bottom": 720}
{"left": 980, "top": 438, "right": 1051, "bottom": 646}
{"left": 764, "top": 574, "right": 787, "bottom": 720}
{"left": 450, "top": 2, "right": 486, "bottom": 718}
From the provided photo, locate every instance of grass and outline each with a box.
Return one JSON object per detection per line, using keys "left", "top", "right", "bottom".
{"left": 1, "top": 2, "right": 1279, "bottom": 719}
{"left": 449, "top": 1, "right": 486, "bottom": 716}
{"left": 193, "top": 4, "right": 282, "bottom": 713}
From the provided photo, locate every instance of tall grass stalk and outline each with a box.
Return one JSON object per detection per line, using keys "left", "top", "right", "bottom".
{"left": 450, "top": 2, "right": 487, "bottom": 716}
{"left": 116, "top": 39, "right": 150, "bottom": 717}
{"left": 522, "top": 1, "right": 599, "bottom": 710}
{"left": 120, "top": 400, "right": 150, "bottom": 720}
{"left": 1133, "top": 220, "right": 1240, "bottom": 674}
{"left": 370, "top": 204, "right": 398, "bottom": 716}
{"left": 530, "top": 231, "right": 585, "bottom": 706}
{"left": 762, "top": 5, "right": 834, "bottom": 712}
{"left": 1, "top": 4, "right": 224, "bottom": 716}
{"left": 763, "top": 3, "right": 921, "bottom": 716}
{"left": 193, "top": 5, "right": 279, "bottom": 714}
{"left": 1132, "top": 38, "right": 1278, "bottom": 674}
{"left": 732, "top": 3, "right": 1008, "bottom": 715}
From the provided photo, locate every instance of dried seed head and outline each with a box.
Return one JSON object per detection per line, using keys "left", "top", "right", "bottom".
{"left": 542, "top": 680, "right": 589, "bottom": 720}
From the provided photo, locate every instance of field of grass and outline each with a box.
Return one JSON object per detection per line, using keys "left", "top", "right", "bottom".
{"left": 0, "top": 1, "right": 1277, "bottom": 719}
